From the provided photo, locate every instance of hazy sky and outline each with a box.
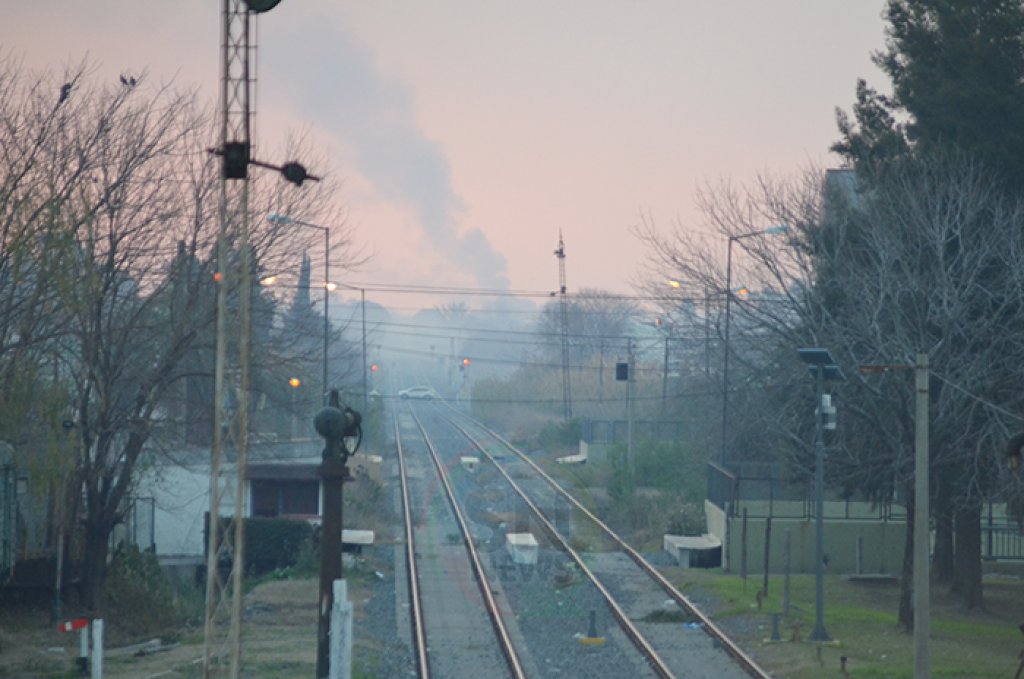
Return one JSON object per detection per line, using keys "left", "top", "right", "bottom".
{"left": 3, "top": 2, "right": 888, "bottom": 303}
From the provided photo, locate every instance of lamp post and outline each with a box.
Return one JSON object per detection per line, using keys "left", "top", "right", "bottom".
{"left": 798, "top": 347, "right": 845, "bottom": 642}
{"left": 720, "top": 225, "right": 788, "bottom": 469}
{"left": 268, "top": 214, "right": 331, "bottom": 404}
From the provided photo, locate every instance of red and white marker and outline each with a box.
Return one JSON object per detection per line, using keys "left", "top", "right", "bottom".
{"left": 58, "top": 618, "right": 88, "bottom": 633}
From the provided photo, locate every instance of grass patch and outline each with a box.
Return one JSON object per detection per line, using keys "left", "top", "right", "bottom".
{"left": 666, "top": 568, "right": 1024, "bottom": 679}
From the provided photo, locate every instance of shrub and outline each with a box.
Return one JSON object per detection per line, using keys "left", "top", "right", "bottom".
{"left": 245, "top": 517, "right": 314, "bottom": 575}
{"left": 105, "top": 545, "right": 199, "bottom": 637}
{"left": 536, "top": 417, "right": 581, "bottom": 450}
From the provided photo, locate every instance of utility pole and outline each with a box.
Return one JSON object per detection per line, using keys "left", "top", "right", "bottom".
{"left": 859, "top": 355, "right": 930, "bottom": 678}
{"left": 555, "top": 231, "right": 572, "bottom": 420}
{"left": 203, "top": 3, "right": 314, "bottom": 675}
{"left": 627, "top": 338, "right": 634, "bottom": 477}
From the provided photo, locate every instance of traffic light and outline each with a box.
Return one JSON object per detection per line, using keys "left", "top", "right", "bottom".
{"left": 615, "top": 362, "right": 629, "bottom": 381}
{"left": 462, "top": 358, "right": 470, "bottom": 367}
{"left": 288, "top": 377, "right": 301, "bottom": 388}
{"left": 370, "top": 363, "right": 379, "bottom": 373}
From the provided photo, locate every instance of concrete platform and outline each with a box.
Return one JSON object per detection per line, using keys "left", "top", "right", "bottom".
{"left": 663, "top": 533, "right": 721, "bottom": 568}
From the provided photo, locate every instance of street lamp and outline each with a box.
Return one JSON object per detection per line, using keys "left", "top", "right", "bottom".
{"left": 798, "top": 347, "right": 845, "bottom": 642}
{"left": 720, "top": 224, "right": 788, "bottom": 468}
{"left": 268, "top": 213, "right": 331, "bottom": 405}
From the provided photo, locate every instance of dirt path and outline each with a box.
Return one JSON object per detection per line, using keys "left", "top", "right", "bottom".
{"left": 1, "top": 579, "right": 320, "bottom": 679}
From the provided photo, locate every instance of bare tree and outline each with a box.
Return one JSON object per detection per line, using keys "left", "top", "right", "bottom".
{"left": 0, "top": 55, "right": 360, "bottom": 610}
{"left": 636, "top": 155, "right": 1024, "bottom": 622}
{"left": 535, "top": 288, "right": 639, "bottom": 365}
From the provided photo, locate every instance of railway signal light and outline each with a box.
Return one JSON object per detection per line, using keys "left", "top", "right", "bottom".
{"left": 221, "top": 141, "right": 249, "bottom": 179}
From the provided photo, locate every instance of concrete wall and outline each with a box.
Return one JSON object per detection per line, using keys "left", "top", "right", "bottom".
{"left": 137, "top": 462, "right": 239, "bottom": 558}
{"left": 706, "top": 499, "right": 906, "bottom": 575}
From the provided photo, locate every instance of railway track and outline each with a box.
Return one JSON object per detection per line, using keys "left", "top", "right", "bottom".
{"left": 393, "top": 400, "right": 773, "bottom": 678}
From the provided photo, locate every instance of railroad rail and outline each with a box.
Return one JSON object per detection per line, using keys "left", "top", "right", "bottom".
{"left": 436, "top": 404, "right": 773, "bottom": 679}
{"left": 394, "top": 406, "right": 527, "bottom": 678}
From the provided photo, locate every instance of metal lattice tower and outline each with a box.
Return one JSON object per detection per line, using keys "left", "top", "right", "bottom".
{"left": 203, "top": 1, "right": 254, "bottom": 676}
{"left": 555, "top": 232, "right": 572, "bottom": 420}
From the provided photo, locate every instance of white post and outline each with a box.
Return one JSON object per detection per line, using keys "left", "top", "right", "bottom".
{"left": 80, "top": 627, "right": 88, "bottom": 661}
{"left": 329, "top": 579, "right": 353, "bottom": 679}
{"left": 91, "top": 618, "right": 103, "bottom": 679}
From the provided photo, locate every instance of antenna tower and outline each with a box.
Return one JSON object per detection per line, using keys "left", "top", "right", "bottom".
{"left": 203, "top": 1, "right": 254, "bottom": 676}
{"left": 555, "top": 232, "right": 573, "bottom": 420}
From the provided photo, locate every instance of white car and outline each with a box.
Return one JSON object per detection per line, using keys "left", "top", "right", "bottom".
{"left": 399, "top": 386, "right": 437, "bottom": 400}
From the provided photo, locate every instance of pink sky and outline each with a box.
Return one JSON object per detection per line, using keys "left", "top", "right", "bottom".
{"left": 3, "top": 1, "right": 886, "bottom": 305}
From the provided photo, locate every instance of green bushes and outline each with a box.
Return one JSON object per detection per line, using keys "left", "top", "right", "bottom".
{"left": 244, "top": 517, "right": 315, "bottom": 575}
{"left": 206, "top": 515, "right": 316, "bottom": 576}
{"left": 536, "top": 417, "right": 581, "bottom": 450}
{"left": 105, "top": 545, "right": 201, "bottom": 637}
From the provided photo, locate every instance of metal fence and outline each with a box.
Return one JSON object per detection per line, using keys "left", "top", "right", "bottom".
{"left": 707, "top": 461, "right": 904, "bottom": 522}
{"left": 710, "top": 462, "right": 1024, "bottom": 561}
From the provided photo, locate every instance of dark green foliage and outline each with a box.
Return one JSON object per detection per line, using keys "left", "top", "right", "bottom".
{"left": 835, "top": 0, "right": 1024, "bottom": 191}
{"left": 607, "top": 444, "right": 635, "bottom": 505}
{"left": 105, "top": 545, "right": 200, "bottom": 636}
{"left": 536, "top": 417, "right": 581, "bottom": 450}
{"left": 243, "top": 517, "right": 315, "bottom": 575}
{"left": 832, "top": 79, "right": 908, "bottom": 179}
{"left": 880, "top": 0, "right": 1024, "bottom": 187}
{"left": 635, "top": 441, "right": 706, "bottom": 498}
{"left": 666, "top": 503, "right": 707, "bottom": 537}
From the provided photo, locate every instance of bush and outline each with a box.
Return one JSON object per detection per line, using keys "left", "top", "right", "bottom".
{"left": 536, "top": 417, "right": 581, "bottom": 450}
{"left": 245, "top": 517, "right": 314, "bottom": 575}
{"left": 667, "top": 502, "right": 707, "bottom": 535}
{"left": 105, "top": 545, "right": 199, "bottom": 637}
